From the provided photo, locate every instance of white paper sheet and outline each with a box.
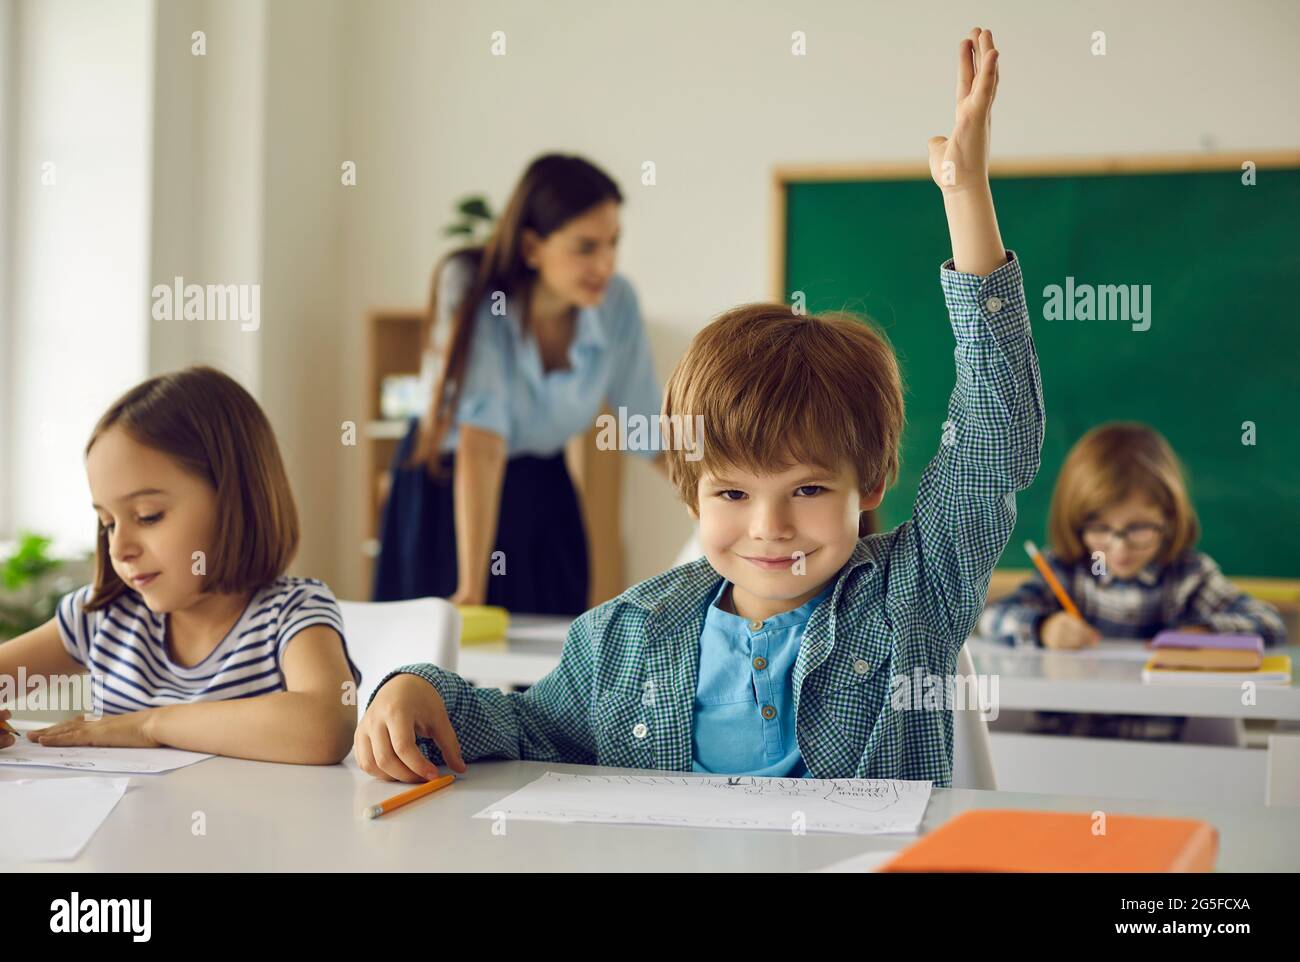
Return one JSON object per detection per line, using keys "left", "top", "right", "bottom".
{"left": 0, "top": 776, "right": 129, "bottom": 861}
{"left": 0, "top": 718, "right": 213, "bottom": 774}
{"left": 474, "top": 772, "right": 932, "bottom": 835}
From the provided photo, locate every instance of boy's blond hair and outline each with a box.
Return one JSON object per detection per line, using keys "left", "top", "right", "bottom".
{"left": 663, "top": 303, "right": 905, "bottom": 511}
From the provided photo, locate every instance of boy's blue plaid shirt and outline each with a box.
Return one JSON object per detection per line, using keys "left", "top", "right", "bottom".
{"left": 371, "top": 251, "right": 1045, "bottom": 786}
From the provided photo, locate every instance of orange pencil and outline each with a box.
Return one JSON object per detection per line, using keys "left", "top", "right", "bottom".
{"left": 1023, "top": 540, "right": 1083, "bottom": 620}
{"left": 363, "top": 774, "right": 457, "bottom": 819}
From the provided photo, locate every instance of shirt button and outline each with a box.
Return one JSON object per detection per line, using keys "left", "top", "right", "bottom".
{"left": 853, "top": 658, "right": 870, "bottom": 675}
{"left": 761, "top": 705, "right": 777, "bottom": 720}
{"left": 749, "top": 619, "right": 763, "bottom": 631}
{"left": 985, "top": 295, "right": 1003, "bottom": 313}
{"left": 632, "top": 723, "right": 648, "bottom": 739}
{"left": 752, "top": 656, "right": 768, "bottom": 671}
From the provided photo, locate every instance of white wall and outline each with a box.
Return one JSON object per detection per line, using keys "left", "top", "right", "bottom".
{"left": 331, "top": 0, "right": 1300, "bottom": 598}
{"left": 6, "top": 0, "right": 154, "bottom": 550}
{"left": 148, "top": 0, "right": 265, "bottom": 386}
{"left": 0, "top": 0, "right": 14, "bottom": 541}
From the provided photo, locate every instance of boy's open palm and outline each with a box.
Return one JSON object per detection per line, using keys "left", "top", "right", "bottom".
{"left": 929, "top": 27, "right": 1000, "bottom": 193}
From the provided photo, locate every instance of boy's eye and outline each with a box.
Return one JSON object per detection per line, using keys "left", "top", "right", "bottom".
{"left": 717, "top": 490, "right": 747, "bottom": 502}
{"left": 795, "top": 485, "right": 826, "bottom": 497}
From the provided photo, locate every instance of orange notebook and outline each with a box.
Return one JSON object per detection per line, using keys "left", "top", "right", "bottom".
{"left": 880, "top": 810, "right": 1218, "bottom": 873}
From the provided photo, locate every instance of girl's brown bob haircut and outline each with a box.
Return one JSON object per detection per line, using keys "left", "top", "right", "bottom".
{"left": 82, "top": 365, "right": 299, "bottom": 612}
{"left": 1047, "top": 421, "right": 1199, "bottom": 566}
{"left": 663, "top": 303, "right": 905, "bottom": 512}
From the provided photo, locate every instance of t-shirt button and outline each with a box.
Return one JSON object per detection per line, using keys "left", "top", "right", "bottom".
{"left": 761, "top": 705, "right": 777, "bottom": 720}
{"left": 985, "top": 295, "right": 1003, "bottom": 314}
{"left": 752, "top": 656, "right": 768, "bottom": 671}
{"left": 749, "top": 619, "right": 763, "bottom": 631}
{"left": 853, "top": 658, "right": 871, "bottom": 675}
{"left": 632, "top": 722, "right": 649, "bottom": 739}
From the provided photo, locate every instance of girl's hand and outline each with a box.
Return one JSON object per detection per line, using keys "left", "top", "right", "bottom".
{"left": 928, "top": 27, "right": 1000, "bottom": 194}
{"left": 27, "top": 710, "right": 163, "bottom": 748}
{"left": 1040, "top": 611, "right": 1102, "bottom": 649}
{"left": 1, "top": 708, "right": 17, "bottom": 749}
{"left": 355, "top": 672, "right": 466, "bottom": 782}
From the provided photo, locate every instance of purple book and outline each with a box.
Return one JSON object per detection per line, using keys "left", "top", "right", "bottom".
{"left": 1152, "top": 630, "right": 1264, "bottom": 653}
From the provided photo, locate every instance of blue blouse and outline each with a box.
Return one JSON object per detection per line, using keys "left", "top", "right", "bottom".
{"left": 420, "top": 256, "right": 662, "bottom": 459}
{"left": 691, "top": 578, "right": 836, "bottom": 777}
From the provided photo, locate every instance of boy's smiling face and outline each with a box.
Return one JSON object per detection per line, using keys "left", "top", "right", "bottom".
{"left": 691, "top": 458, "right": 885, "bottom": 623}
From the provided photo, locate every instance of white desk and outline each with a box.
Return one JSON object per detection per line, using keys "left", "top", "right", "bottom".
{"left": 965, "top": 639, "right": 1300, "bottom": 720}
{"left": 4, "top": 756, "right": 1298, "bottom": 872}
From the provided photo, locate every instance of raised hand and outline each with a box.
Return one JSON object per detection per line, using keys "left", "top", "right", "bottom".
{"left": 928, "top": 27, "right": 1000, "bottom": 194}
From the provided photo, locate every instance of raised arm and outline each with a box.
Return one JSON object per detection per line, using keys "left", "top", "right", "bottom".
{"left": 903, "top": 28, "right": 1046, "bottom": 645}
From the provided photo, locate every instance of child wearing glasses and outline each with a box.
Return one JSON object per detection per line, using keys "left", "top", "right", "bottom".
{"left": 980, "top": 422, "right": 1287, "bottom": 649}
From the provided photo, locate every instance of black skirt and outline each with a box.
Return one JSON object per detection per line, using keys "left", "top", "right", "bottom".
{"left": 371, "top": 418, "right": 589, "bottom": 615}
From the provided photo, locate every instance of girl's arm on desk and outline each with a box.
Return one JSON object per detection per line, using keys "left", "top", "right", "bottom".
{"left": 23, "top": 625, "right": 358, "bottom": 765}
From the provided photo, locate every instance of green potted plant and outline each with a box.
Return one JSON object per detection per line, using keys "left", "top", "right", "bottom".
{"left": 444, "top": 195, "right": 495, "bottom": 245}
{"left": 0, "top": 533, "right": 72, "bottom": 640}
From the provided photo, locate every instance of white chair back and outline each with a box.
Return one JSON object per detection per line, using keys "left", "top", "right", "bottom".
{"left": 1266, "top": 733, "right": 1300, "bottom": 806}
{"left": 952, "top": 643, "right": 998, "bottom": 790}
{"left": 338, "top": 598, "right": 461, "bottom": 715}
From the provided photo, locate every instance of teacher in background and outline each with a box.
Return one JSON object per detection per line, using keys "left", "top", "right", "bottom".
{"left": 373, "top": 154, "right": 666, "bottom": 614}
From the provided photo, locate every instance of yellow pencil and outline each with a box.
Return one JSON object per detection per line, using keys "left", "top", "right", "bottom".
{"left": 363, "top": 774, "right": 457, "bottom": 819}
{"left": 1024, "top": 540, "right": 1084, "bottom": 620}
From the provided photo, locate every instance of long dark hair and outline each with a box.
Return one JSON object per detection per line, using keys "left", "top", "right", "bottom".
{"left": 406, "top": 154, "right": 623, "bottom": 474}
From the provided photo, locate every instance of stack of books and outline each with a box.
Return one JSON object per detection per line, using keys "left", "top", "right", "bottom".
{"left": 1141, "top": 630, "right": 1292, "bottom": 685}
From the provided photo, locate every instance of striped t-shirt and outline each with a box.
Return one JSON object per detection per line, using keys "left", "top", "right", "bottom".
{"left": 56, "top": 576, "right": 361, "bottom": 716}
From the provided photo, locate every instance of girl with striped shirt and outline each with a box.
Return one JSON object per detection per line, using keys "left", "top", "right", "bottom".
{"left": 0, "top": 366, "right": 361, "bottom": 764}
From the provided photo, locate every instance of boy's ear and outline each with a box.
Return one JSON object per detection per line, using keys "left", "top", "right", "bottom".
{"left": 861, "top": 480, "right": 887, "bottom": 511}
{"left": 687, "top": 502, "right": 699, "bottom": 521}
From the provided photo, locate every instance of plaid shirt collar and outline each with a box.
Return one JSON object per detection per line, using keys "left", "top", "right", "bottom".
{"left": 621, "top": 538, "right": 886, "bottom": 670}
{"left": 1095, "top": 560, "right": 1163, "bottom": 587}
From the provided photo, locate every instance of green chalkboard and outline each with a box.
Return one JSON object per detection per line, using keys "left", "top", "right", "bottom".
{"left": 781, "top": 159, "right": 1300, "bottom": 577}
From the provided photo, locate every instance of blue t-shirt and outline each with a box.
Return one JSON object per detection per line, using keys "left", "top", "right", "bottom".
{"left": 420, "top": 256, "right": 662, "bottom": 459}
{"left": 56, "top": 576, "right": 361, "bottom": 715}
{"left": 691, "top": 578, "right": 836, "bottom": 776}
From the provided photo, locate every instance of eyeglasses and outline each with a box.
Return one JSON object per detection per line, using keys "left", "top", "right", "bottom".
{"left": 1080, "top": 522, "right": 1165, "bottom": 550}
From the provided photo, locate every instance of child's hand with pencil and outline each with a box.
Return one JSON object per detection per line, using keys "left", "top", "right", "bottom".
{"left": 1025, "top": 540, "right": 1100, "bottom": 649}
{"left": 1, "top": 708, "right": 18, "bottom": 749}
{"left": 355, "top": 673, "right": 467, "bottom": 782}
{"left": 1040, "top": 611, "right": 1101, "bottom": 649}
